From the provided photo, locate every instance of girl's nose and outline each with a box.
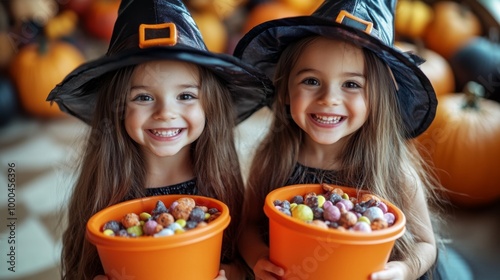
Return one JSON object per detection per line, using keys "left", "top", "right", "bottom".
{"left": 318, "top": 86, "right": 342, "bottom": 106}
{"left": 153, "top": 101, "right": 177, "bottom": 120}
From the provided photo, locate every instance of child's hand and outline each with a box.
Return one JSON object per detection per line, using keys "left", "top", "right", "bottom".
{"left": 214, "top": 269, "right": 227, "bottom": 280}
{"left": 370, "top": 261, "right": 408, "bottom": 280}
{"left": 253, "top": 256, "right": 285, "bottom": 280}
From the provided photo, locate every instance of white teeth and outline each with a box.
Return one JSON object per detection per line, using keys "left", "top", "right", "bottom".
{"left": 313, "top": 114, "right": 342, "bottom": 124}
{"left": 151, "top": 129, "right": 180, "bottom": 137}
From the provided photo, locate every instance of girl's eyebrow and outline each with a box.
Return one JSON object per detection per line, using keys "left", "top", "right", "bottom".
{"left": 294, "top": 68, "right": 317, "bottom": 75}
{"left": 130, "top": 85, "right": 149, "bottom": 90}
{"left": 182, "top": 84, "right": 201, "bottom": 89}
{"left": 344, "top": 72, "right": 366, "bottom": 79}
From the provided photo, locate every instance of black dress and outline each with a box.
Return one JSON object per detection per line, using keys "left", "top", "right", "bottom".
{"left": 145, "top": 179, "right": 197, "bottom": 196}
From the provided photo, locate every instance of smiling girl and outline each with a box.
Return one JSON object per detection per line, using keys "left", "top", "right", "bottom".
{"left": 47, "top": 0, "right": 272, "bottom": 279}
{"left": 233, "top": 0, "right": 457, "bottom": 279}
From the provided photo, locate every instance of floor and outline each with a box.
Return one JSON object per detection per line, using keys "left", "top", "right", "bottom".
{"left": 0, "top": 108, "right": 499, "bottom": 280}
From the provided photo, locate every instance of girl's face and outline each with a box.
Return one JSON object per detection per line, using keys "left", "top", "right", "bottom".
{"left": 125, "top": 60, "right": 205, "bottom": 158}
{"left": 287, "top": 37, "right": 368, "bottom": 146}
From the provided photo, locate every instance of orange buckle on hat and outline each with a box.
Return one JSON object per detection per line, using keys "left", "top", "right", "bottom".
{"left": 335, "top": 10, "right": 373, "bottom": 35}
{"left": 139, "top": 23, "right": 177, "bottom": 48}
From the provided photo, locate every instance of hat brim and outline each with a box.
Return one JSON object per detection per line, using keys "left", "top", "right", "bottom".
{"left": 234, "top": 16, "right": 436, "bottom": 138}
{"left": 47, "top": 46, "right": 273, "bottom": 125}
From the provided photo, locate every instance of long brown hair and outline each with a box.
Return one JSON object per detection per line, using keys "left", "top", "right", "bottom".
{"left": 61, "top": 61, "right": 245, "bottom": 279}
{"left": 245, "top": 36, "right": 446, "bottom": 276}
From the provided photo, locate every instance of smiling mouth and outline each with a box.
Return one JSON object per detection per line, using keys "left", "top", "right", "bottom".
{"left": 150, "top": 129, "right": 181, "bottom": 137}
{"left": 312, "top": 114, "right": 343, "bottom": 124}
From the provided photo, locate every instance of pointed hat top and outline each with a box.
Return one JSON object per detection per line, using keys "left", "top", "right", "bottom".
{"left": 107, "top": 0, "right": 207, "bottom": 54}
{"left": 312, "top": 0, "right": 395, "bottom": 45}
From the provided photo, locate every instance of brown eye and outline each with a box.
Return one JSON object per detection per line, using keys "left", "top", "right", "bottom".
{"left": 343, "top": 81, "right": 361, "bottom": 88}
{"left": 178, "top": 93, "right": 196, "bottom": 100}
{"left": 132, "top": 94, "right": 153, "bottom": 101}
{"left": 302, "top": 78, "right": 319, "bottom": 86}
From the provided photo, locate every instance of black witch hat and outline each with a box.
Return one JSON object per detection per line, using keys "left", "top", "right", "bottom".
{"left": 47, "top": 0, "right": 273, "bottom": 124}
{"left": 234, "top": 0, "right": 437, "bottom": 138}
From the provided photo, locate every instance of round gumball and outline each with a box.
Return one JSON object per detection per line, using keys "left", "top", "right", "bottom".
{"left": 353, "top": 221, "right": 372, "bottom": 232}
{"left": 291, "top": 204, "right": 313, "bottom": 222}
{"left": 323, "top": 202, "right": 341, "bottom": 222}
{"left": 363, "top": 207, "right": 384, "bottom": 222}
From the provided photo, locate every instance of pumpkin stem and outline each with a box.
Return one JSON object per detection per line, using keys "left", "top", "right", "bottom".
{"left": 458, "top": 2, "right": 472, "bottom": 18}
{"left": 38, "top": 36, "right": 48, "bottom": 55}
{"left": 462, "top": 81, "right": 484, "bottom": 110}
{"left": 415, "top": 39, "right": 425, "bottom": 53}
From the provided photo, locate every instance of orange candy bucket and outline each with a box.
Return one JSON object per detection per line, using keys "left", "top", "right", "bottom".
{"left": 264, "top": 184, "right": 406, "bottom": 280}
{"left": 86, "top": 195, "right": 230, "bottom": 280}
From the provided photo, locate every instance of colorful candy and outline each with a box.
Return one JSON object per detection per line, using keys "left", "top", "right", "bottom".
{"left": 102, "top": 198, "right": 221, "bottom": 238}
{"left": 273, "top": 183, "right": 398, "bottom": 232}
{"left": 291, "top": 204, "right": 314, "bottom": 222}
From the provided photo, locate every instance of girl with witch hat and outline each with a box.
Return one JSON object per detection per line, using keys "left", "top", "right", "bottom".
{"left": 47, "top": 0, "right": 272, "bottom": 279}
{"left": 234, "top": 0, "right": 471, "bottom": 279}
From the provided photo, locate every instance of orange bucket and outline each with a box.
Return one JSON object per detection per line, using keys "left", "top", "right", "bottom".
{"left": 264, "top": 184, "right": 406, "bottom": 280}
{"left": 86, "top": 195, "right": 230, "bottom": 280}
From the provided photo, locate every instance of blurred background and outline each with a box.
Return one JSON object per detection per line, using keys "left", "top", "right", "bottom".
{"left": 0, "top": 0, "right": 499, "bottom": 279}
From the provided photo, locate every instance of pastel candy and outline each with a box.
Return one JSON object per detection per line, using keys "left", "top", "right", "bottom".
{"left": 291, "top": 204, "right": 314, "bottom": 222}
{"left": 323, "top": 203, "right": 341, "bottom": 222}
{"left": 272, "top": 189, "right": 398, "bottom": 233}
{"left": 126, "top": 225, "right": 143, "bottom": 236}
{"left": 384, "top": 212, "right": 396, "bottom": 225}
{"left": 143, "top": 220, "right": 160, "bottom": 235}
{"left": 103, "top": 198, "right": 222, "bottom": 238}
{"left": 317, "top": 195, "right": 326, "bottom": 208}
{"left": 353, "top": 221, "right": 372, "bottom": 232}
{"left": 377, "top": 202, "right": 388, "bottom": 213}
{"left": 363, "top": 207, "right": 384, "bottom": 222}
{"left": 154, "top": 228, "right": 174, "bottom": 237}
{"left": 168, "top": 222, "right": 183, "bottom": 232}
{"left": 337, "top": 199, "right": 353, "bottom": 211}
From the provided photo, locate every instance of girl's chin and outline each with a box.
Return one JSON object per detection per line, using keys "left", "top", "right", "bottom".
{"left": 305, "top": 131, "right": 340, "bottom": 144}
{"left": 145, "top": 148, "right": 183, "bottom": 159}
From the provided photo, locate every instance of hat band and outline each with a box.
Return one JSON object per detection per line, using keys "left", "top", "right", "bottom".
{"left": 139, "top": 23, "right": 178, "bottom": 48}
{"left": 335, "top": 10, "right": 380, "bottom": 40}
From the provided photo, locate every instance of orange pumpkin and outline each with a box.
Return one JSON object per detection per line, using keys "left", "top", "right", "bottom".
{"left": 61, "top": 0, "right": 93, "bottom": 17}
{"left": 192, "top": 11, "right": 228, "bottom": 53}
{"left": 395, "top": 0, "right": 434, "bottom": 40}
{"left": 44, "top": 10, "right": 79, "bottom": 39}
{"left": 395, "top": 41, "right": 455, "bottom": 96}
{"left": 278, "top": 0, "right": 323, "bottom": 14}
{"left": 187, "top": 0, "right": 247, "bottom": 19}
{"left": 9, "top": 39, "right": 85, "bottom": 118}
{"left": 416, "top": 82, "right": 500, "bottom": 207}
{"left": 242, "top": 2, "right": 302, "bottom": 34}
{"left": 423, "top": 1, "right": 482, "bottom": 60}
{"left": 83, "top": 0, "right": 120, "bottom": 41}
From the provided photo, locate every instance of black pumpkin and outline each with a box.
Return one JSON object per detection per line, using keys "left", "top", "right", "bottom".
{"left": 0, "top": 77, "right": 19, "bottom": 127}
{"left": 449, "top": 36, "right": 500, "bottom": 103}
